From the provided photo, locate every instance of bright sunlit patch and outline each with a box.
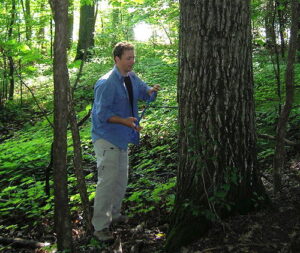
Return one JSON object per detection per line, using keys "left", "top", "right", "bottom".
{"left": 134, "top": 22, "right": 152, "bottom": 42}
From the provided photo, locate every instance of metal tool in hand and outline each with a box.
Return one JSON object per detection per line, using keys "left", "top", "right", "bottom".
{"left": 131, "top": 92, "right": 157, "bottom": 145}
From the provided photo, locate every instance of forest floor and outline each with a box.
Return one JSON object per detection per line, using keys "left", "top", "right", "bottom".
{"left": 1, "top": 159, "right": 300, "bottom": 253}
{"left": 86, "top": 159, "right": 300, "bottom": 253}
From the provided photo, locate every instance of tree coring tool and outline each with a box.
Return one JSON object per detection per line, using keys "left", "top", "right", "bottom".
{"left": 131, "top": 92, "right": 157, "bottom": 145}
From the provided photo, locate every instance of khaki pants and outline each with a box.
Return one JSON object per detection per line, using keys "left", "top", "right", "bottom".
{"left": 92, "top": 138, "right": 128, "bottom": 231}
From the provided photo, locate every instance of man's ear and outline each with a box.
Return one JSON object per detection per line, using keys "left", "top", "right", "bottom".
{"left": 115, "top": 56, "right": 120, "bottom": 63}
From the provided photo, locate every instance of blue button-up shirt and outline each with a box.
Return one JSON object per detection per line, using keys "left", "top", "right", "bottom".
{"left": 91, "top": 66, "right": 152, "bottom": 150}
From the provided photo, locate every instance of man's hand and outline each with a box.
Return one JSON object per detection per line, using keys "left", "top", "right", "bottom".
{"left": 148, "top": 84, "right": 160, "bottom": 96}
{"left": 108, "top": 116, "right": 142, "bottom": 131}
{"left": 122, "top": 117, "right": 142, "bottom": 132}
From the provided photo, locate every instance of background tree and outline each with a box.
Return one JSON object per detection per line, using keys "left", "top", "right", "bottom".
{"left": 8, "top": 0, "right": 16, "bottom": 101}
{"left": 74, "top": 0, "right": 96, "bottom": 60}
{"left": 273, "top": 0, "right": 300, "bottom": 193}
{"left": 49, "top": 0, "right": 73, "bottom": 250}
{"left": 67, "top": 0, "right": 74, "bottom": 50}
{"left": 20, "top": 0, "right": 32, "bottom": 42}
{"left": 166, "top": 0, "right": 267, "bottom": 251}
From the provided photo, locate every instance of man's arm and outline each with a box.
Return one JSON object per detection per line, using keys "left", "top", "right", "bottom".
{"left": 94, "top": 80, "right": 116, "bottom": 123}
{"left": 131, "top": 73, "right": 160, "bottom": 101}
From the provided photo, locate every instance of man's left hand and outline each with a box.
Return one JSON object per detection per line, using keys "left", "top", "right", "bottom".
{"left": 148, "top": 84, "right": 160, "bottom": 96}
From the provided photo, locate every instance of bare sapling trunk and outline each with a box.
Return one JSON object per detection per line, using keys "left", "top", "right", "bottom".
{"left": 273, "top": 0, "right": 299, "bottom": 194}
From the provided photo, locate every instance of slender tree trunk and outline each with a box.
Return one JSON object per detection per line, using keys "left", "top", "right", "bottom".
{"left": 297, "top": 3, "right": 300, "bottom": 62}
{"left": 50, "top": 0, "right": 73, "bottom": 250}
{"left": 37, "top": 2, "right": 46, "bottom": 53}
{"left": 8, "top": 0, "right": 16, "bottom": 100}
{"left": 50, "top": 18, "right": 54, "bottom": 59}
{"left": 8, "top": 56, "right": 14, "bottom": 100}
{"left": 273, "top": 0, "right": 299, "bottom": 194}
{"left": 67, "top": 0, "right": 74, "bottom": 50}
{"left": 20, "top": 0, "right": 32, "bottom": 42}
{"left": 74, "top": 0, "right": 96, "bottom": 60}
{"left": 265, "top": 0, "right": 282, "bottom": 114}
{"left": 0, "top": 53, "right": 7, "bottom": 105}
{"left": 68, "top": 89, "right": 93, "bottom": 235}
{"left": 1, "top": 53, "right": 8, "bottom": 102}
{"left": 275, "top": 0, "right": 286, "bottom": 58}
{"left": 166, "top": 1, "right": 267, "bottom": 251}
{"left": 25, "top": 0, "right": 31, "bottom": 41}
{"left": 265, "top": 0, "right": 275, "bottom": 47}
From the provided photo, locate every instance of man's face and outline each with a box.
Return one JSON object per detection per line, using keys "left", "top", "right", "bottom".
{"left": 115, "top": 49, "right": 135, "bottom": 75}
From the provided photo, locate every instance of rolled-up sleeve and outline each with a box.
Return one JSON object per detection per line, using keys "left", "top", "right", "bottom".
{"left": 94, "top": 80, "right": 116, "bottom": 123}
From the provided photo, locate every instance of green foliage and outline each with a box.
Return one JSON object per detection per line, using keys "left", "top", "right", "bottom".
{"left": 109, "top": 43, "right": 178, "bottom": 217}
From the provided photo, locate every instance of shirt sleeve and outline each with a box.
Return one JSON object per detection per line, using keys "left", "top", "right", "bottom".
{"left": 132, "top": 73, "right": 152, "bottom": 101}
{"left": 93, "top": 79, "right": 116, "bottom": 123}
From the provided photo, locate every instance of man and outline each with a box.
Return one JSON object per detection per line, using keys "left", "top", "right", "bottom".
{"left": 91, "top": 42, "right": 160, "bottom": 241}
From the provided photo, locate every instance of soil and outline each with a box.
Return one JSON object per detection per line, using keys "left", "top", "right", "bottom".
{"left": 1, "top": 160, "right": 300, "bottom": 253}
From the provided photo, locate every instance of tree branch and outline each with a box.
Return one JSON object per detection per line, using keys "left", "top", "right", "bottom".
{"left": 258, "top": 133, "right": 298, "bottom": 146}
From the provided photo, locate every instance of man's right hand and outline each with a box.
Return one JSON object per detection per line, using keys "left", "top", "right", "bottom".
{"left": 108, "top": 116, "right": 142, "bottom": 131}
{"left": 123, "top": 117, "right": 143, "bottom": 132}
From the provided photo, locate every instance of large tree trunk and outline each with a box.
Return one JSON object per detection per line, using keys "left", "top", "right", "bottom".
{"left": 74, "top": 0, "right": 96, "bottom": 61}
{"left": 166, "top": 1, "right": 267, "bottom": 251}
{"left": 273, "top": 0, "right": 300, "bottom": 193}
{"left": 50, "top": 0, "right": 73, "bottom": 250}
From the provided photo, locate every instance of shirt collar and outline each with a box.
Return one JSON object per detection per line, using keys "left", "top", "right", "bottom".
{"left": 113, "top": 65, "right": 132, "bottom": 81}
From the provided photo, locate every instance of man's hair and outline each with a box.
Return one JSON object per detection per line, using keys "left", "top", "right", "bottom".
{"left": 113, "top": 42, "right": 134, "bottom": 59}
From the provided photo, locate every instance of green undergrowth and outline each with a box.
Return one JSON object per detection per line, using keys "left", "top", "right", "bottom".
{"left": 0, "top": 43, "right": 179, "bottom": 236}
{"left": 125, "top": 85, "right": 178, "bottom": 218}
{"left": 1, "top": 44, "right": 299, "bottom": 243}
{"left": 253, "top": 51, "right": 300, "bottom": 167}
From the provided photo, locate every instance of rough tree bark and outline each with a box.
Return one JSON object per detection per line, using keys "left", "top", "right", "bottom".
{"left": 166, "top": 0, "right": 267, "bottom": 251}
{"left": 50, "top": 0, "right": 73, "bottom": 250}
{"left": 273, "top": 0, "right": 300, "bottom": 193}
